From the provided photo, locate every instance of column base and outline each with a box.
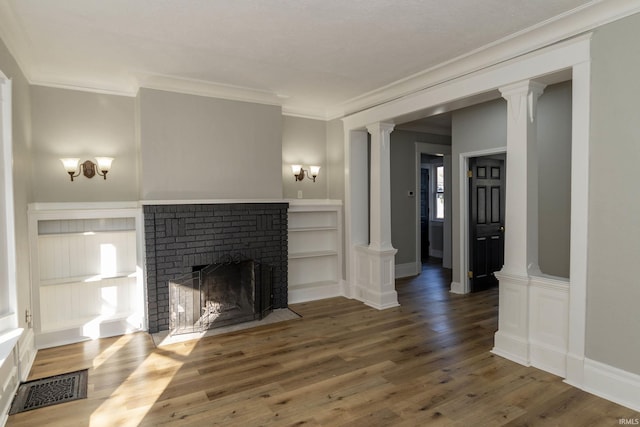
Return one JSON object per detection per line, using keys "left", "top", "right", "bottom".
{"left": 493, "top": 271, "right": 530, "bottom": 365}
{"left": 353, "top": 244, "right": 399, "bottom": 309}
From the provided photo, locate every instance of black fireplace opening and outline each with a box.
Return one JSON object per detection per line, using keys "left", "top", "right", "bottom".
{"left": 169, "top": 258, "right": 273, "bottom": 335}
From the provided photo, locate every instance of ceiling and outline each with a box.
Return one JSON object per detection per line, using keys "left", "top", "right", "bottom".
{"left": 0, "top": 0, "right": 597, "bottom": 118}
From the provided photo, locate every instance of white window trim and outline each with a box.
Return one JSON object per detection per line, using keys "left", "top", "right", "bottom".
{"left": 0, "top": 70, "right": 17, "bottom": 332}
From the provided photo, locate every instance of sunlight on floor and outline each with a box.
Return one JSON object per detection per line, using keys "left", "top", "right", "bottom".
{"left": 89, "top": 336, "right": 197, "bottom": 426}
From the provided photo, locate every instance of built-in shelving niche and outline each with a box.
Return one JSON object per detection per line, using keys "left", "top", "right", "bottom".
{"left": 28, "top": 204, "right": 144, "bottom": 349}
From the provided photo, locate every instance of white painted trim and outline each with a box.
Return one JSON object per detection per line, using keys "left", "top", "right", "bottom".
{"left": 565, "top": 58, "right": 591, "bottom": 389}
{"left": 395, "top": 262, "right": 419, "bottom": 279}
{"left": 583, "top": 358, "right": 640, "bottom": 413}
{"left": 529, "top": 275, "right": 569, "bottom": 377}
{"left": 449, "top": 281, "right": 464, "bottom": 295}
{"left": 288, "top": 282, "right": 343, "bottom": 304}
{"left": 331, "top": 2, "right": 640, "bottom": 120}
{"left": 0, "top": 73, "right": 17, "bottom": 332}
{"left": 140, "top": 198, "right": 289, "bottom": 206}
{"left": 17, "top": 328, "right": 36, "bottom": 382}
{"left": 458, "top": 147, "right": 507, "bottom": 294}
{"left": 342, "top": 35, "right": 591, "bottom": 130}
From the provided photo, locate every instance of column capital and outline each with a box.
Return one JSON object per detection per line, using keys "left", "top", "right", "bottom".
{"left": 366, "top": 122, "right": 395, "bottom": 135}
{"left": 499, "top": 80, "right": 546, "bottom": 98}
{"left": 500, "top": 80, "right": 546, "bottom": 124}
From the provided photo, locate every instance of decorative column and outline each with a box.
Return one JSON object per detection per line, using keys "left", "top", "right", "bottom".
{"left": 353, "top": 122, "right": 398, "bottom": 309}
{"left": 493, "top": 80, "right": 545, "bottom": 366}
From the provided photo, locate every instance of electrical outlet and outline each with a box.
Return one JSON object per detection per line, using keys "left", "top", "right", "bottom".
{"left": 297, "top": 190, "right": 303, "bottom": 199}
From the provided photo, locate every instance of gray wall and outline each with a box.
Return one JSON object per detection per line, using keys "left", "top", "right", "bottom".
{"left": 326, "top": 118, "right": 345, "bottom": 202}
{"left": 0, "top": 36, "right": 32, "bottom": 330}
{"left": 139, "top": 88, "right": 282, "bottom": 200}
{"left": 390, "top": 129, "right": 451, "bottom": 265}
{"left": 282, "top": 115, "right": 327, "bottom": 199}
{"left": 30, "top": 86, "right": 138, "bottom": 202}
{"left": 537, "top": 81, "right": 572, "bottom": 278}
{"left": 451, "top": 99, "right": 507, "bottom": 285}
{"left": 586, "top": 13, "right": 640, "bottom": 375}
{"left": 450, "top": 88, "right": 572, "bottom": 285}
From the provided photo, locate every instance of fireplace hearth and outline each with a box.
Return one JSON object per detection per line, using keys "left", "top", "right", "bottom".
{"left": 143, "top": 202, "right": 288, "bottom": 333}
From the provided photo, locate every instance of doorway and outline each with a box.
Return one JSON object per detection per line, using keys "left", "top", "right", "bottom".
{"left": 468, "top": 154, "right": 506, "bottom": 291}
{"left": 420, "top": 154, "right": 445, "bottom": 265}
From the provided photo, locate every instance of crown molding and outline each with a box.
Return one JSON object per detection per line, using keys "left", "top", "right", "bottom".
{"left": 29, "top": 79, "right": 137, "bottom": 97}
{"left": 328, "top": 0, "right": 640, "bottom": 120}
{"left": 139, "top": 74, "right": 283, "bottom": 107}
{"left": 2, "top": 0, "right": 639, "bottom": 119}
{"left": 0, "top": 0, "right": 35, "bottom": 82}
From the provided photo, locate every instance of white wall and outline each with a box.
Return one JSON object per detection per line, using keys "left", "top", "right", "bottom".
{"left": 326, "top": 119, "right": 345, "bottom": 202}
{"left": 139, "top": 88, "right": 282, "bottom": 200}
{"left": 587, "top": 13, "right": 640, "bottom": 376}
{"left": 30, "top": 86, "right": 138, "bottom": 202}
{"left": 282, "top": 115, "right": 327, "bottom": 199}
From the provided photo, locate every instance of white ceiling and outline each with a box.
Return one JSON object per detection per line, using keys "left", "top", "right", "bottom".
{"left": 0, "top": 0, "right": 597, "bottom": 117}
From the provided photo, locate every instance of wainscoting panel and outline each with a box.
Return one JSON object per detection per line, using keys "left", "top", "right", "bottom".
{"left": 529, "top": 275, "right": 569, "bottom": 377}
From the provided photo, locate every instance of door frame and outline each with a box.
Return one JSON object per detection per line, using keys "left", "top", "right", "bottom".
{"left": 457, "top": 147, "right": 506, "bottom": 294}
{"left": 414, "top": 142, "right": 451, "bottom": 276}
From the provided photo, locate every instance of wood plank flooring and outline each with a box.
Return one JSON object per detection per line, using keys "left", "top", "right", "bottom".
{"left": 8, "top": 262, "right": 640, "bottom": 426}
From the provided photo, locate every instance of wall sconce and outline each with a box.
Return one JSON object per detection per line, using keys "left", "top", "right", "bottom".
{"left": 60, "top": 157, "right": 114, "bottom": 181}
{"left": 291, "top": 165, "right": 320, "bottom": 182}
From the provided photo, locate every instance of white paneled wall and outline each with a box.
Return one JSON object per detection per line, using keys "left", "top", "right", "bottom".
{"left": 28, "top": 204, "right": 144, "bottom": 349}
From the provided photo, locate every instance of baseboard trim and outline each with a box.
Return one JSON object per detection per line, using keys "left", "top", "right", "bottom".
{"left": 450, "top": 281, "right": 464, "bottom": 294}
{"left": 583, "top": 358, "right": 640, "bottom": 412}
{"left": 492, "top": 331, "right": 530, "bottom": 367}
{"left": 288, "top": 282, "right": 343, "bottom": 304}
{"left": 529, "top": 339, "right": 566, "bottom": 377}
{"left": 395, "top": 262, "right": 419, "bottom": 278}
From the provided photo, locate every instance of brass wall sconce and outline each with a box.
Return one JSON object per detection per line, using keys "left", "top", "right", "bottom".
{"left": 291, "top": 165, "right": 320, "bottom": 182}
{"left": 60, "top": 157, "right": 114, "bottom": 181}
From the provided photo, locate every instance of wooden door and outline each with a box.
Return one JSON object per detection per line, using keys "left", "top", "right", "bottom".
{"left": 469, "top": 157, "right": 505, "bottom": 291}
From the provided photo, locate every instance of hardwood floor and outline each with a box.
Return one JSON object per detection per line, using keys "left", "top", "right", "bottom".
{"left": 8, "top": 263, "right": 640, "bottom": 426}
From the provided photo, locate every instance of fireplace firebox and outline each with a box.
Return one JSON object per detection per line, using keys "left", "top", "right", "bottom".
{"left": 169, "top": 258, "right": 273, "bottom": 335}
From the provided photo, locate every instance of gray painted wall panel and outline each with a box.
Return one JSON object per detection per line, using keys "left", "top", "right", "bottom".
{"left": 586, "top": 13, "right": 640, "bottom": 375}
{"left": 139, "top": 88, "right": 282, "bottom": 200}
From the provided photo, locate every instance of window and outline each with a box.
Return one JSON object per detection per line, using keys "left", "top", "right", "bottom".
{"left": 435, "top": 165, "right": 445, "bottom": 219}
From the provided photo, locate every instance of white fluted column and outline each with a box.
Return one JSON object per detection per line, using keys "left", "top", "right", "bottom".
{"left": 367, "top": 122, "right": 395, "bottom": 251}
{"left": 351, "top": 122, "right": 398, "bottom": 309}
{"left": 493, "top": 80, "right": 545, "bottom": 366}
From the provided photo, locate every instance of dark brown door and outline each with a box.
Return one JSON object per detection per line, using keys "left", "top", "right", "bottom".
{"left": 469, "top": 157, "right": 505, "bottom": 291}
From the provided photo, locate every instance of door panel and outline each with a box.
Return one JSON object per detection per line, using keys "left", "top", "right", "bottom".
{"left": 469, "top": 157, "right": 505, "bottom": 291}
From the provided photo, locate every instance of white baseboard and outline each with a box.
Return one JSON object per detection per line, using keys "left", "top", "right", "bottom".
{"left": 449, "top": 281, "right": 464, "bottom": 294}
{"left": 395, "top": 262, "right": 419, "bottom": 278}
{"left": 288, "top": 281, "right": 343, "bottom": 304}
{"left": 492, "top": 331, "right": 530, "bottom": 367}
{"left": 583, "top": 358, "right": 640, "bottom": 412}
{"left": 529, "top": 339, "right": 566, "bottom": 377}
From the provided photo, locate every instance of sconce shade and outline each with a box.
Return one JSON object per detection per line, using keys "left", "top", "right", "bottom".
{"left": 60, "top": 158, "right": 80, "bottom": 173}
{"left": 95, "top": 157, "right": 114, "bottom": 172}
{"left": 60, "top": 156, "right": 114, "bottom": 181}
{"left": 291, "top": 164, "right": 320, "bottom": 182}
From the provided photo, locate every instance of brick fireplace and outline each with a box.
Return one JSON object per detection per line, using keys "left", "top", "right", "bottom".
{"left": 143, "top": 202, "right": 288, "bottom": 333}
